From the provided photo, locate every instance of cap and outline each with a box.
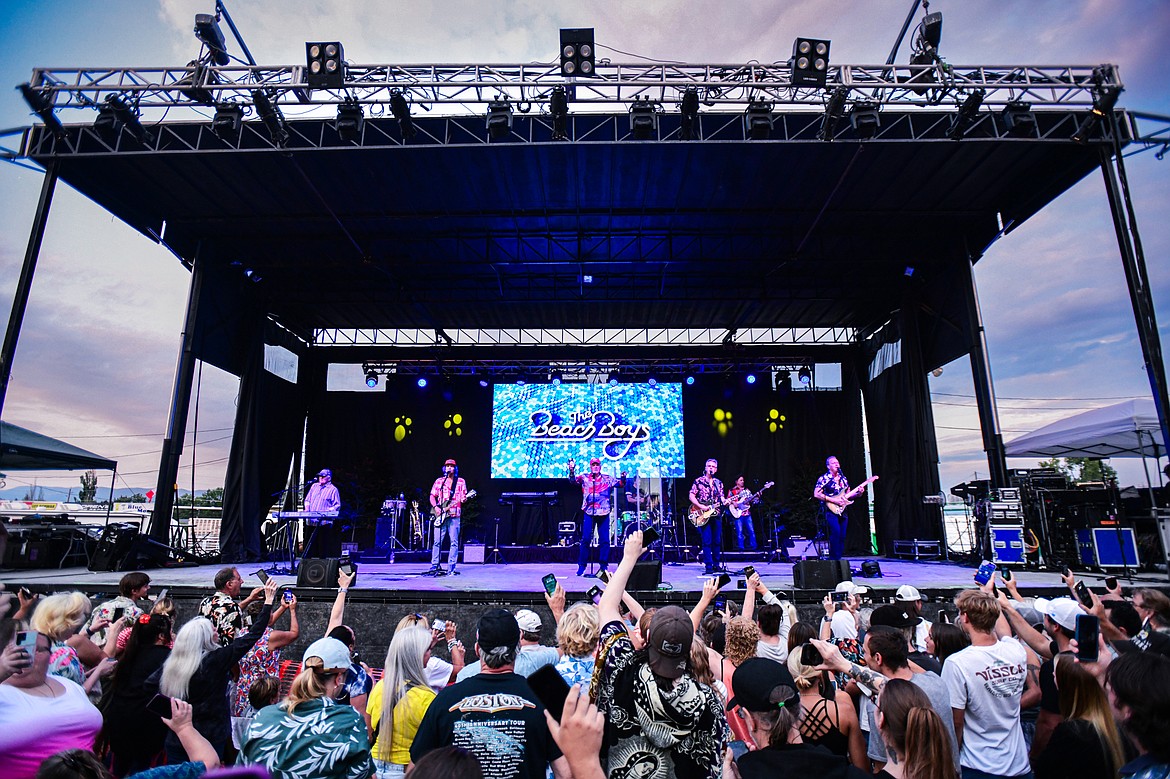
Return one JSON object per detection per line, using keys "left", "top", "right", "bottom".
{"left": 444, "top": 458, "right": 457, "bottom": 466}
{"left": 476, "top": 608, "right": 520, "bottom": 652}
{"left": 317, "top": 469, "right": 331, "bottom": 477}
{"left": 895, "top": 585, "right": 922, "bottom": 602}
{"left": 1033, "top": 597, "right": 1083, "bottom": 632}
{"left": 870, "top": 604, "right": 918, "bottom": 629}
{"left": 728, "top": 658, "right": 798, "bottom": 712}
{"left": 303, "top": 637, "right": 351, "bottom": 672}
{"left": 647, "top": 605, "right": 693, "bottom": 679}
{"left": 515, "top": 609, "right": 542, "bottom": 633}
{"left": 834, "top": 581, "right": 868, "bottom": 595}
{"left": 589, "top": 457, "right": 601, "bottom": 466}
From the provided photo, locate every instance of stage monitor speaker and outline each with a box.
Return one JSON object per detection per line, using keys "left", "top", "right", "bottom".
{"left": 858, "top": 560, "right": 883, "bottom": 578}
{"left": 792, "top": 559, "right": 851, "bottom": 590}
{"left": 89, "top": 523, "right": 139, "bottom": 572}
{"left": 627, "top": 560, "right": 662, "bottom": 590}
{"left": 297, "top": 558, "right": 358, "bottom": 587}
{"left": 121, "top": 535, "right": 189, "bottom": 571}
{"left": 373, "top": 516, "right": 395, "bottom": 553}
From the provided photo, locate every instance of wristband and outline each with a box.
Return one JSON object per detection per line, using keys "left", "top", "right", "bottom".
{"left": 447, "top": 639, "right": 462, "bottom": 650}
{"left": 339, "top": 588, "right": 349, "bottom": 593}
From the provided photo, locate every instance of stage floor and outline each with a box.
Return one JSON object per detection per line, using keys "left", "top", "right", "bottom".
{"left": 6, "top": 556, "right": 1165, "bottom": 604}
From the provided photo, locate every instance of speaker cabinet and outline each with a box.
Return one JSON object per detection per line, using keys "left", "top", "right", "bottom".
{"left": 297, "top": 558, "right": 357, "bottom": 587}
{"left": 89, "top": 523, "right": 139, "bottom": 572}
{"left": 627, "top": 560, "right": 662, "bottom": 590}
{"left": 792, "top": 559, "right": 851, "bottom": 590}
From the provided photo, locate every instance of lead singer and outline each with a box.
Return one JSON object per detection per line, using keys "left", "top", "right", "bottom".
{"left": 568, "top": 457, "right": 626, "bottom": 577}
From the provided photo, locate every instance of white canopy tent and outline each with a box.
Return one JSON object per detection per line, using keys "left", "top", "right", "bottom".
{"left": 1005, "top": 398, "right": 1164, "bottom": 461}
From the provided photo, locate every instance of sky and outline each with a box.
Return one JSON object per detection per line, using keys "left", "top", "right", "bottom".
{"left": 0, "top": 0, "right": 1168, "bottom": 503}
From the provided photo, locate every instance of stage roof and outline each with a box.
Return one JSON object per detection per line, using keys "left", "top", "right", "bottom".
{"left": 24, "top": 107, "right": 1118, "bottom": 342}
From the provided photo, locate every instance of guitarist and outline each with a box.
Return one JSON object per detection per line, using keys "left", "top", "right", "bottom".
{"left": 689, "top": 458, "right": 728, "bottom": 576}
{"left": 728, "top": 475, "right": 759, "bottom": 552}
{"left": 568, "top": 457, "right": 626, "bottom": 577}
{"left": 813, "top": 455, "right": 854, "bottom": 561}
{"left": 426, "top": 458, "right": 468, "bottom": 576}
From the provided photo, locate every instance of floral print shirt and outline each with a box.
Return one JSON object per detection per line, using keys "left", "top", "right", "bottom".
{"left": 241, "top": 697, "right": 374, "bottom": 779}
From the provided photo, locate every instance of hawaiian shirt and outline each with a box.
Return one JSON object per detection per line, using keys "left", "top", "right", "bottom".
{"left": 728, "top": 486, "right": 756, "bottom": 517}
{"left": 89, "top": 596, "right": 144, "bottom": 645}
{"left": 241, "top": 696, "right": 375, "bottom": 779}
{"left": 815, "top": 471, "right": 850, "bottom": 500}
{"left": 48, "top": 640, "right": 85, "bottom": 686}
{"left": 572, "top": 472, "right": 623, "bottom": 516}
{"left": 690, "top": 476, "right": 725, "bottom": 508}
{"left": 429, "top": 476, "right": 468, "bottom": 519}
{"left": 198, "top": 591, "right": 246, "bottom": 647}
{"left": 233, "top": 627, "right": 281, "bottom": 717}
{"left": 345, "top": 662, "right": 374, "bottom": 700}
{"left": 554, "top": 654, "right": 595, "bottom": 690}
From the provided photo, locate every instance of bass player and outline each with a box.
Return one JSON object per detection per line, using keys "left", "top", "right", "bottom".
{"left": 813, "top": 455, "right": 877, "bottom": 561}
{"left": 426, "top": 458, "right": 469, "bottom": 576}
{"left": 689, "top": 458, "right": 729, "bottom": 576}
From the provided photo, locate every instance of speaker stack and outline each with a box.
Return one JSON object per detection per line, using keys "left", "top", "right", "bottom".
{"left": 792, "top": 559, "right": 852, "bottom": 590}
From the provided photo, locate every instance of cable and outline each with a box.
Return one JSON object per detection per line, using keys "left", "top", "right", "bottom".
{"left": 595, "top": 43, "right": 686, "bottom": 65}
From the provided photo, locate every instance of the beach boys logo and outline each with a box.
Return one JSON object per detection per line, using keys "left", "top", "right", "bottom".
{"left": 527, "top": 409, "right": 651, "bottom": 459}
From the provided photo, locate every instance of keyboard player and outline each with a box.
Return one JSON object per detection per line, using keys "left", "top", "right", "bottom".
{"left": 305, "top": 468, "right": 341, "bottom": 513}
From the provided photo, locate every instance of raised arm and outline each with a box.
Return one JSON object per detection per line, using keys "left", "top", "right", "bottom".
{"left": 268, "top": 594, "right": 301, "bottom": 651}
{"left": 598, "top": 531, "right": 646, "bottom": 627}
{"left": 326, "top": 567, "right": 356, "bottom": 634}
{"left": 741, "top": 573, "right": 761, "bottom": 622}
{"left": 691, "top": 577, "right": 719, "bottom": 632}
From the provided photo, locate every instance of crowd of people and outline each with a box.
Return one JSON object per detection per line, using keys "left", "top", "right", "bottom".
{"left": 2, "top": 545, "right": 1170, "bottom": 779}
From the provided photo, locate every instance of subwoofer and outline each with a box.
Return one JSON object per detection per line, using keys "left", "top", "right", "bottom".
{"left": 88, "top": 523, "right": 139, "bottom": 572}
{"left": 792, "top": 559, "right": 851, "bottom": 590}
{"left": 297, "top": 557, "right": 340, "bottom": 587}
{"left": 627, "top": 560, "right": 662, "bottom": 590}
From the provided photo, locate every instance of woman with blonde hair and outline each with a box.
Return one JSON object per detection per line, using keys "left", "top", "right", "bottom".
{"left": 689, "top": 634, "right": 726, "bottom": 700}
{"left": 240, "top": 637, "right": 375, "bottom": 779}
{"left": 366, "top": 627, "right": 435, "bottom": 778}
{"left": 1033, "top": 654, "right": 1125, "bottom": 779}
{"left": 786, "top": 644, "right": 868, "bottom": 771}
{"left": 31, "top": 592, "right": 108, "bottom": 689}
{"left": 554, "top": 603, "right": 600, "bottom": 689}
{"left": 874, "top": 678, "right": 956, "bottom": 779}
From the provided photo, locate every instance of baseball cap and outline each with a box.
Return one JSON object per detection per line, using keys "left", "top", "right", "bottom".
{"left": 728, "top": 658, "right": 798, "bottom": 712}
{"left": 303, "top": 637, "right": 351, "bottom": 672}
{"left": 515, "top": 609, "right": 542, "bottom": 633}
{"left": 647, "top": 605, "right": 693, "bottom": 679}
{"left": 1033, "top": 597, "right": 1083, "bottom": 632}
{"left": 444, "top": 458, "right": 457, "bottom": 466}
{"left": 834, "top": 581, "right": 868, "bottom": 595}
{"left": 589, "top": 457, "right": 601, "bottom": 466}
{"left": 476, "top": 608, "right": 520, "bottom": 652}
{"left": 895, "top": 585, "right": 922, "bottom": 602}
{"left": 870, "top": 604, "right": 918, "bottom": 629}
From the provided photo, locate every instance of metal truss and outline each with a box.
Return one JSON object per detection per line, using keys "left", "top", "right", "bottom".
{"left": 25, "top": 62, "right": 1119, "bottom": 117}
{"left": 358, "top": 358, "right": 820, "bottom": 379}
{"left": 314, "top": 327, "right": 856, "bottom": 347}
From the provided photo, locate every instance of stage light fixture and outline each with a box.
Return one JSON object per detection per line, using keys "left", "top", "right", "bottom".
{"left": 849, "top": 101, "right": 880, "bottom": 139}
{"left": 389, "top": 90, "right": 417, "bottom": 140}
{"left": 918, "top": 12, "right": 943, "bottom": 53}
{"left": 93, "top": 94, "right": 153, "bottom": 145}
{"left": 19, "top": 83, "right": 66, "bottom": 140}
{"left": 947, "top": 89, "right": 985, "bottom": 140}
{"left": 479, "top": 379, "right": 490, "bottom": 388}
{"left": 487, "top": 100, "right": 513, "bottom": 140}
{"left": 560, "top": 28, "right": 596, "bottom": 77}
{"left": 1000, "top": 101, "right": 1037, "bottom": 138}
{"left": 251, "top": 90, "right": 288, "bottom": 146}
{"left": 335, "top": 100, "right": 364, "bottom": 142}
{"left": 551, "top": 376, "right": 562, "bottom": 386}
{"left": 194, "top": 13, "right": 230, "bottom": 67}
{"left": 516, "top": 378, "right": 527, "bottom": 386}
{"left": 745, "top": 101, "right": 773, "bottom": 140}
{"left": 363, "top": 364, "right": 379, "bottom": 388}
{"left": 174, "top": 60, "right": 218, "bottom": 105}
{"left": 818, "top": 86, "right": 848, "bottom": 142}
{"left": 608, "top": 377, "right": 619, "bottom": 386}
{"left": 746, "top": 373, "right": 757, "bottom": 385}
{"left": 1073, "top": 85, "right": 1120, "bottom": 144}
{"left": 306, "top": 41, "right": 345, "bottom": 90}
{"left": 549, "top": 86, "right": 569, "bottom": 140}
{"left": 211, "top": 103, "right": 244, "bottom": 140}
{"left": 417, "top": 377, "right": 428, "bottom": 388}
{"left": 685, "top": 376, "right": 695, "bottom": 386}
{"left": 791, "top": 37, "right": 830, "bottom": 87}
{"left": 679, "top": 88, "right": 700, "bottom": 140}
{"left": 648, "top": 377, "right": 658, "bottom": 387}
{"left": 798, "top": 365, "right": 812, "bottom": 386}
{"left": 629, "top": 98, "right": 658, "bottom": 140}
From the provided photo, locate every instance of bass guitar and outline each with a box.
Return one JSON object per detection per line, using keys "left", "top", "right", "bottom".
{"left": 825, "top": 476, "right": 879, "bottom": 516}
{"left": 688, "top": 495, "right": 733, "bottom": 528}
{"left": 728, "top": 481, "right": 774, "bottom": 519}
{"left": 432, "top": 489, "right": 477, "bottom": 526}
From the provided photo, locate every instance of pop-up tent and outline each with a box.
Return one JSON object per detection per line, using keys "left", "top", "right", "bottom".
{"left": 1005, "top": 398, "right": 1163, "bottom": 460}
{"left": 0, "top": 421, "right": 117, "bottom": 471}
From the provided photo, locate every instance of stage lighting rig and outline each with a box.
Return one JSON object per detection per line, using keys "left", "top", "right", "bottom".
{"left": 335, "top": 99, "right": 364, "bottom": 142}
{"left": 560, "top": 28, "right": 596, "bottom": 77}
{"left": 194, "top": 13, "right": 230, "bottom": 67}
{"left": 947, "top": 89, "right": 985, "bottom": 140}
{"left": 389, "top": 90, "right": 417, "bottom": 140}
{"left": 744, "top": 101, "right": 773, "bottom": 140}
{"left": 679, "top": 88, "right": 700, "bottom": 140}
{"left": 306, "top": 41, "right": 345, "bottom": 90}
{"left": 1073, "top": 82, "right": 1120, "bottom": 144}
{"left": 791, "top": 37, "right": 830, "bottom": 87}
{"left": 1000, "top": 101, "right": 1037, "bottom": 138}
{"left": 914, "top": 12, "right": 943, "bottom": 60}
{"left": 487, "top": 100, "right": 513, "bottom": 140}
{"left": 251, "top": 90, "right": 288, "bottom": 146}
{"left": 212, "top": 103, "right": 244, "bottom": 140}
{"left": 363, "top": 364, "right": 379, "bottom": 388}
{"left": 19, "top": 83, "right": 66, "bottom": 140}
{"left": 629, "top": 97, "right": 658, "bottom": 140}
{"left": 849, "top": 101, "right": 880, "bottom": 139}
{"left": 798, "top": 364, "right": 813, "bottom": 386}
{"left": 818, "top": 85, "right": 848, "bottom": 141}
{"left": 174, "top": 60, "right": 219, "bottom": 105}
{"left": 93, "top": 94, "right": 153, "bottom": 145}
{"left": 549, "top": 86, "right": 569, "bottom": 140}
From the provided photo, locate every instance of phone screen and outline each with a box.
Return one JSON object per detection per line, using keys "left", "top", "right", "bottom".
{"left": 716, "top": 573, "right": 732, "bottom": 589}
{"left": 597, "top": 570, "right": 610, "bottom": 584}
{"left": 641, "top": 526, "right": 660, "bottom": 546}
{"left": 542, "top": 574, "right": 558, "bottom": 595}
{"left": 831, "top": 591, "right": 848, "bottom": 603}
{"left": 339, "top": 563, "right": 355, "bottom": 576}
{"left": 111, "top": 607, "right": 125, "bottom": 623}
{"left": 713, "top": 596, "right": 726, "bottom": 612}
{"left": 282, "top": 590, "right": 294, "bottom": 604}
{"left": 256, "top": 570, "right": 270, "bottom": 584}
{"left": 974, "top": 561, "right": 996, "bottom": 586}
{"left": 146, "top": 693, "right": 173, "bottom": 719}
{"left": 587, "top": 586, "right": 602, "bottom": 602}
{"left": 1075, "top": 614, "right": 1100, "bottom": 662}
{"left": 15, "top": 630, "right": 37, "bottom": 652}
{"left": 1074, "top": 581, "right": 1094, "bottom": 609}
{"left": 1000, "top": 566, "right": 1013, "bottom": 581}
{"left": 728, "top": 740, "right": 750, "bottom": 760}
{"left": 527, "top": 664, "right": 572, "bottom": 722}
{"left": 800, "top": 642, "right": 823, "bottom": 666}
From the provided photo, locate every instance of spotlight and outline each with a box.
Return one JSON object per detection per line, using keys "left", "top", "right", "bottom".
{"left": 849, "top": 101, "right": 880, "bottom": 139}
{"left": 947, "top": 89, "right": 985, "bottom": 140}
{"left": 335, "top": 99, "right": 364, "bottom": 142}
{"left": 791, "top": 37, "right": 831, "bottom": 87}
{"left": 629, "top": 98, "right": 658, "bottom": 140}
{"left": 174, "top": 60, "right": 218, "bottom": 105}
{"left": 389, "top": 90, "right": 417, "bottom": 140}
{"left": 798, "top": 365, "right": 812, "bottom": 386}
{"left": 363, "top": 364, "right": 379, "bottom": 388}
{"left": 550, "top": 86, "right": 569, "bottom": 140}
{"left": 818, "top": 86, "right": 848, "bottom": 141}
{"left": 582, "top": 274, "right": 594, "bottom": 284}
{"left": 746, "top": 374, "right": 757, "bottom": 385}
{"left": 552, "top": 376, "right": 562, "bottom": 386}
{"left": 685, "top": 376, "right": 695, "bottom": 386}
{"left": 251, "top": 90, "right": 288, "bottom": 146}
{"left": 194, "top": 13, "right": 230, "bottom": 67}
{"left": 1000, "top": 101, "right": 1037, "bottom": 138}
{"left": 479, "top": 379, "right": 489, "bottom": 388}
{"left": 487, "top": 100, "right": 513, "bottom": 140}
{"left": 211, "top": 103, "right": 244, "bottom": 140}
{"left": 648, "top": 377, "right": 658, "bottom": 387}
{"left": 560, "top": 28, "right": 596, "bottom": 77}
{"left": 306, "top": 42, "right": 345, "bottom": 90}
{"left": 679, "top": 88, "right": 700, "bottom": 140}
{"left": 19, "top": 83, "right": 66, "bottom": 140}
{"left": 516, "top": 378, "right": 526, "bottom": 386}
{"left": 745, "top": 101, "right": 773, "bottom": 140}
{"left": 417, "top": 377, "right": 428, "bottom": 388}
{"left": 905, "top": 266, "right": 915, "bottom": 277}
{"left": 93, "top": 95, "right": 153, "bottom": 145}
{"left": 1073, "top": 85, "right": 1120, "bottom": 144}
{"left": 609, "top": 377, "right": 618, "bottom": 386}
{"left": 918, "top": 12, "right": 943, "bottom": 53}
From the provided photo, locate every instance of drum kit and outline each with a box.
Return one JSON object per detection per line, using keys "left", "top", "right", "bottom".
{"left": 617, "top": 490, "right": 667, "bottom": 542}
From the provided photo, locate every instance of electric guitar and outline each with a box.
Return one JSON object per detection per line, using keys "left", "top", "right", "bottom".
{"left": 432, "top": 489, "right": 476, "bottom": 526}
{"left": 824, "top": 476, "right": 879, "bottom": 516}
{"left": 688, "top": 494, "right": 734, "bottom": 528}
{"left": 728, "top": 482, "right": 774, "bottom": 519}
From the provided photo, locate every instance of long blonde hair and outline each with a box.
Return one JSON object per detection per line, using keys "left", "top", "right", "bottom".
{"left": 283, "top": 657, "right": 335, "bottom": 711}
{"left": 376, "top": 627, "right": 432, "bottom": 752}
{"left": 1054, "top": 654, "right": 1125, "bottom": 774}
{"left": 159, "top": 617, "right": 216, "bottom": 699}
{"left": 30, "top": 592, "right": 91, "bottom": 641}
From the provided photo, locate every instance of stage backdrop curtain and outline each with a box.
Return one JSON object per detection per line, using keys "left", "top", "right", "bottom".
{"left": 860, "top": 309, "right": 943, "bottom": 552}
{"left": 220, "top": 321, "right": 310, "bottom": 560}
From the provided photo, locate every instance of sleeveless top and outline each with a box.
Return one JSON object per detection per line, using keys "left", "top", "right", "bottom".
{"left": 799, "top": 695, "right": 849, "bottom": 757}
{"left": 232, "top": 627, "right": 280, "bottom": 717}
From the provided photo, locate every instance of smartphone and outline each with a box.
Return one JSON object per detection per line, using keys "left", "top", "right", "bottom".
{"left": 1062, "top": 566, "right": 1072, "bottom": 578}
{"left": 974, "top": 560, "right": 996, "bottom": 586}
{"left": 743, "top": 565, "right": 756, "bottom": 579}
{"left": 728, "top": 740, "right": 750, "bottom": 760}
{"left": 340, "top": 562, "right": 356, "bottom": 576}
{"left": 542, "top": 573, "right": 558, "bottom": 595}
{"left": 351, "top": 650, "right": 362, "bottom": 665}
{"left": 282, "top": 590, "right": 294, "bottom": 604}
{"left": 15, "top": 630, "right": 37, "bottom": 653}
{"left": 146, "top": 693, "right": 173, "bottom": 719}
{"left": 527, "top": 663, "right": 572, "bottom": 722}
{"left": 155, "top": 588, "right": 169, "bottom": 602}
{"left": 800, "top": 642, "right": 823, "bottom": 666}
{"left": 716, "top": 573, "right": 732, "bottom": 589}
{"left": 256, "top": 570, "right": 270, "bottom": 584}
{"left": 641, "top": 526, "right": 661, "bottom": 546}
{"left": 1075, "top": 614, "right": 1100, "bottom": 662}
{"left": 831, "top": 591, "right": 848, "bottom": 603}
{"left": 713, "top": 595, "right": 727, "bottom": 612}
{"left": 111, "top": 607, "right": 126, "bottom": 623}
{"left": 19, "top": 587, "right": 31, "bottom": 598}
{"left": 1000, "top": 566, "right": 1013, "bottom": 582}
{"left": 432, "top": 619, "right": 446, "bottom": 632}
{"left": 1105, "top": 576, "right": 1118, "bottom": 590}
{"left": 586, "top": 585, "right": 602, "bottom": 603}
{"left": 597, "top": 570, "right": 610, "bottom": 584}
{"left": 1074, "top": 580, "right": 1094, "bottom": 609}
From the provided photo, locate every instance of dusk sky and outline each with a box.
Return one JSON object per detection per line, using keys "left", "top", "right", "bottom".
{"left": 1, "top": 1, "right": 1168, "bottom": 502}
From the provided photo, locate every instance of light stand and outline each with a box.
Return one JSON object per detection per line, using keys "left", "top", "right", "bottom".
{"left": 487, "top": 516, "right": 507, "bottom": 564}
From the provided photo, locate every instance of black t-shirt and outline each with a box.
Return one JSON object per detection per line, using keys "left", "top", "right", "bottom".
{"left": 1033, "top": 719, "right": 1115, "bottom": 779}
{"left": 736, "top": 743, "right": 870, "bottom": 779}
{"left": 908, "top": 650, "right": 942, "bottom": 675}
{"left": 409, "top": 671, "right": 562, "bottom": 779}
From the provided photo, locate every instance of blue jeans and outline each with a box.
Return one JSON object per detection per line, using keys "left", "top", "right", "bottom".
{"left": 430, "top": 514, "right": 461, "bottom": 571}
{"left": 825, "top": 509, "right": 847, "bottom": 560}
{"left": 699, "top": 517, "right": 724, "bottom": 572}
{"left": 734, "top": 513, "right": 757, "bottom": 550}
{"left": 578, "top": 512, "right": 610, "bottom": 571}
